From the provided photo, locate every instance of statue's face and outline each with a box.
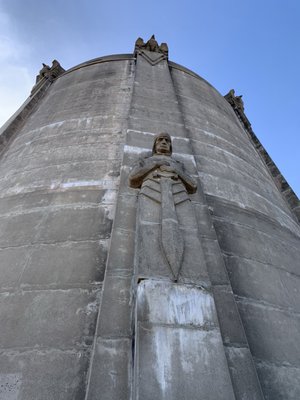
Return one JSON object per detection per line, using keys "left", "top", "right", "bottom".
{"left": 154, "top": 135, "right": 172, "bottom": 155}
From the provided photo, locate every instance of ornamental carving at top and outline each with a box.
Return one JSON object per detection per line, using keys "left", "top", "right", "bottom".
{"left": 224, "top": 89, "right": 245, "bottom": 113}
{"left": 135, "top": 35, "right": 169, "bottom": 57}
{"left": 31, "top": 59, "right": 65, "bottom": 96}
{"left": 35, "top": 60, "right": 65, "bottom": 84}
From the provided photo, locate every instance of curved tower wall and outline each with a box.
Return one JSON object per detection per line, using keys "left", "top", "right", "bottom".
{"left": 170, "top": 66, "right": 300, "bottom": 398}
{"left": 0, "top": 57, "right": 134, "bottom": 399}
{"left": 0, "top": 47, "right": 299, "bottom": 400}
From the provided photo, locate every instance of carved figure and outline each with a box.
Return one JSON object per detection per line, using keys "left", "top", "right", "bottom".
{"left": 35, "top": 60, "right": 65, "bottom": 84}
{"left": 129, "top": 133, "right": 197, "bottom": 281}
{"left": 35, "top": 63, "right": 51, "bottom": 83}
{"left": 224, "top": 89, "right": 245, "bottom": 113}
{"left": 134, "top": 35, "right": 169, "bottom": 57}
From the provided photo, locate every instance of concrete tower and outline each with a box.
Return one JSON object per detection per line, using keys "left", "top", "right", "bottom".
{"left": 0, "top": 36, "right": 299, "bottom": 400}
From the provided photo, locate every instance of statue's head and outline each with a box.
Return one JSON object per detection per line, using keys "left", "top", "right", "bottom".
{"left": 152, "top": 132, "right": 172, "bottom": 155}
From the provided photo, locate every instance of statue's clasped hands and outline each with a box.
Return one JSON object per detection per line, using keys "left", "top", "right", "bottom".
{"left": 154, "top": 160, "right": 179, "bottom": 179}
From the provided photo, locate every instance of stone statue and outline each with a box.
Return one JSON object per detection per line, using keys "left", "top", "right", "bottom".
{"left": 129, "top": 133, "right": 197, "bottom": 281}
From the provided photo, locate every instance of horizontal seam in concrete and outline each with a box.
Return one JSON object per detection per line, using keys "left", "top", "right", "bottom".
{"left": 180, "top": 109, "right": 245, "bottom": 138}
{"left": 171, "top": 89, "right": 223, "bottom": 107}
{"left": 0, "top": 283, "right": 103, "bottom": 294}
{"left": 235, "top": 295, "right": 300, "bottom": 317}
{"left": 130, "top": 93, "right": 180, "bottom": 105}
{"left": 50, "top": 82, "right": 133, "bottom": 96}
{"left": 178, "top": 106, "right": 247, "bottom": 136}
{"left": 223, "top": 342, "right": 249, "bottom": 349}
{"left": 6, "top": 117, "right": 125, "bottom": 143}
{"left": 193, "top": 138, "right": 267, "bottom": 170}
{"left": 0, "top": 347, "right": 92, "bottom": 355}
{"left": 208, "top": 193, "right": 297, "bottom": 226}
{"left": 128, "top": 115, "right": 185, "bottom": 128}
{"left": 105, "top": 273, "right": 133, "bottom": 279}
{"left": 194, "top": 149, "right": 270, "bottom": 182}
{"left": 20, "top": 284, "right": 102, "bottom": 290}
{"left": 175, "top": 98, "right": 234, "bottom": 124}
{"left": 223, "top": 251, "right": 300, "bottom": 279}
{"left": 0, "top": 204, "right": 112, "bottom": 219}
{"left": 113, "top": 226, "right": 135, "bottom": 234}
{"left": 14, "top": 140, "right": 123, "bottom": 153}
{"left": 4, "top": 152, "right": 122, "bottom": 165}
{"left": 186, "top": 123, "right": 257, "bottom": 151}
{"left": 126, "top": 129, "right": 191, "bottom": 141}
{"left": 7, "top": 133, "right": 124, "bottom": 153}
{"left": 199, "top": 155, "right": 282, "bottom": 196}
{"left": 254, "top": 356, "right": 300, "bottom": 370}
{"left": 204, "top": 182, "right": 298, "bottom": 232}
{"left": 137, "top": 322, "right": 218, "bottom": 331}
{"left": 130, "top": 106, "right": 183, "bottom": 117}
{"left": 0, "top": 238, "right": 111, "bottom": 250}
{"left": 189, "top": 125, "right": 264, "bottom": 154}
{"left": 1, "top": 158, "right": 122, "bottom": 177}
{"left": 169, "top": 62, "right": 215, "bottom": 89}
{"left": 212, "top": 283, "right": 233, "bottom": 290}
{"left": 212, "top": 207, "right": 300, "bottom": 244}
{"left": 0, "top": 287, "right": 100, "bottom": 295}
{"left": 136, "top": 277, "right": 211, "bottom": 290}
{"left": 0, "top": 182, "right": 119, "bottom": 198}
{"left": 124, "top": 146, "right": 195, "bottom": 160}
{"left": 214, "top": 216, "right": 300, "bottom": 251}
{"left": 200, "top": 172, "right": 288, "bottom": 214}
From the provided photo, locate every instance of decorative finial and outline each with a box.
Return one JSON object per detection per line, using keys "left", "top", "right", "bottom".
{"left": 134, "top": 35, "right": 169, "bottom": 57}
{"left": 224, "top": 89, "right": 245, "bottom": 113}
{"left": 31, "top": 60, "right": 65, "bottom": 96}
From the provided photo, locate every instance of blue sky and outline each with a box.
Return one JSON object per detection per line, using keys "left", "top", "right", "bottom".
{"left": 0, "top": 0, "right": 299, "bottom": 196}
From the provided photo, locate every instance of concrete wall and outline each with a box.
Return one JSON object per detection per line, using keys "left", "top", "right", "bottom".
{"left": 0, "top": 50, "right": 299, "bottom": 399}
{"left": 171, "top": 65, "right": 300, "bottom": 399}
{"left": 0, "top": 57, "right": 134, "bottom": 399}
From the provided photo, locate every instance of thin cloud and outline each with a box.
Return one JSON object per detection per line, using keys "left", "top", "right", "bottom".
{"left": 0, "top": 10, "right": 34, "bottom": 127}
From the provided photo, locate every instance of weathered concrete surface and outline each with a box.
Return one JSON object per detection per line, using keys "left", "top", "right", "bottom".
{"left": 0, "top": 57, "right": 134, "bottom": 399}
{"left": 0, "top": 348, "right": 89, "bottom": 400}
{"left": 225, "top": 347, "right": 266, "bottom": 400}
{"left": 85, "top": 338, "right": 132, "bottom": 400}
{"left": 171, "top": 65, "right": 300, "bottom": 399}
{"left": 256, "top": 360, "right": 300, "bottom": 400}
{"left": 0, "top": 45, "right": 299, "bottom": 400}
{"left": 134, "top": 280, "right": 235, "bottom": 400}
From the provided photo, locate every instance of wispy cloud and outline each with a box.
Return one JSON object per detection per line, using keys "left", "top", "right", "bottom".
{"left": 0, "top": 10, "right": 34, "bottom": 127}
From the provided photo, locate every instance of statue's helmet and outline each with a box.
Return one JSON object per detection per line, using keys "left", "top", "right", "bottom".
{"left": 152, "top": 132, "right": 172, "bottom": 155}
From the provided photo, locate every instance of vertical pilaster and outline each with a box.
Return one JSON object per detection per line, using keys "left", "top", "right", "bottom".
{"left": 84, "top": 61, "right": 136, "bottom": 400}
{"left": 128, "top": 50, "right": 236, "bottom": 400}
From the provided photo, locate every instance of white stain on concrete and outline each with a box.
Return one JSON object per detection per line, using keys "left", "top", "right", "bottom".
{"left": 102, "top": 189, "right": 117, "bottom": 204}
{"left": 60, "top": 180, "right": 109, "bottom": 189}
{"left": 153, "top": 328, "right": 172, "bottom": 396}
{"left": 124, "top": 145, "right": 149, "bottom": 154}
{"left": 137, "top": 281, "right": 216, "bottom": 327}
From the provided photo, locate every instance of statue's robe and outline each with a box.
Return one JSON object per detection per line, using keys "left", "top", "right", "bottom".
{"left": 130, "top": 154, "right": 203, "bottom": 283}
